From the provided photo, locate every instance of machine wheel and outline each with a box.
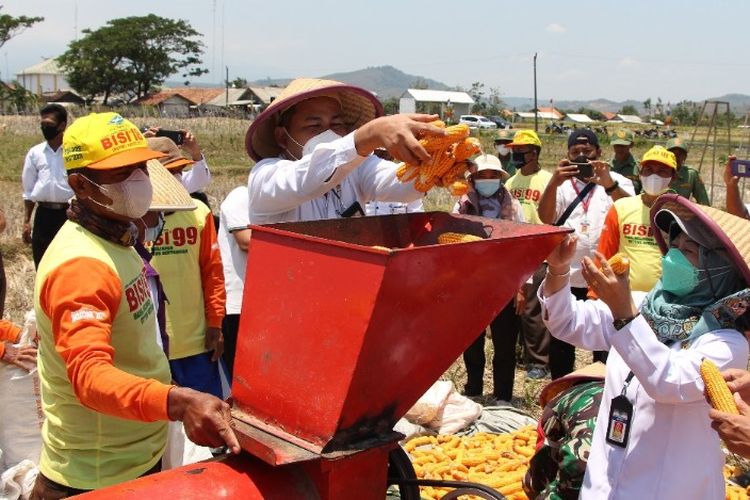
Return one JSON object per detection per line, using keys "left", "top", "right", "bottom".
{"left": 387, "top": 447, "right": 421, "bottom": 500}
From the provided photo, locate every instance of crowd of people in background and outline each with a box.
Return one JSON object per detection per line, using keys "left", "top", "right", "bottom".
{"left": 2, "top": 77, "right": 750, "bottom": 499}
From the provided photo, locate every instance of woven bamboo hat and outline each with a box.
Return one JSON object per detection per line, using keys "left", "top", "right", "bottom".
{"left": 539, "top": 362, "right": 606, "bottom": 408}
{"left": 146, "top": 159, "right": 196, "bottom": 212}
{"left": 245, "top": 77, "right": 384, "bottom": 161}
{"left": 652, "top": 194, "right": 750, "bottom": 285}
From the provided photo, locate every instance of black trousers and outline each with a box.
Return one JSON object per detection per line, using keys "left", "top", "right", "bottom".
{"left": 222, "top": 314, "right": 240, "bottom": 381}
{"left": 32, "top": 206, "right": 68, "bottom": 268}
{"left": 463, "top": 301, "right": 520, "bottom": 401}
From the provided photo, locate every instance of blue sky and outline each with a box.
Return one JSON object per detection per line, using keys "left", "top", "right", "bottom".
{"left": 3, "top": 0, "right": 749, "bottom": 102}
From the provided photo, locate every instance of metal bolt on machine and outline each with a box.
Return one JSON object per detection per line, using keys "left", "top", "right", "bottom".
{"left": 81, "top": 212, "right": 570, "bottom": 499}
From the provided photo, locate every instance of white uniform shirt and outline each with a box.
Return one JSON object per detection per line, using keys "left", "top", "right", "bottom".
{"left": 218, "top": 187, "right": 250, "bottom": 315}
{"left": 248, "top": 132, "right": 422, "bottom": 224}
{"left": 540, "top": 284, "right": 748, "bottom": 500}
{"left": 181, "top": 156, "right": 211, "bottom": 193}
{"left": 21, "top": 141, "right": 73, "bottom": 203}
{"left": 365, "top": 199, "right": 424, "bottom": 215}
{"left": 553, "top": 174, "right": 634, "bottom": 288}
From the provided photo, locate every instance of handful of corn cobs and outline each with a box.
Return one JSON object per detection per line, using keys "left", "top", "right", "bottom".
{"left": 395, "top": 121, "right": 480, "bottom": 196}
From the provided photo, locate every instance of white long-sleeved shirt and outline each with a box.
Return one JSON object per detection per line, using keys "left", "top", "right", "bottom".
{"left": 181, "top": 157, "right": 211, "bottom": 193}
{"left": 21, "top": 141, "right": 73, "bottom": 203}
{"left": 540, "top": 282, "right": 748, "bottom": 500}
{"left": 247, "top": 132, "right": 422, "bottom": 224}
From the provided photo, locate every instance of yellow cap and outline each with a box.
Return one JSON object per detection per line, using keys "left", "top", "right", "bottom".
{"left": 63, "top": 112, "right": 165, "bottom": 170}
{"left": 507, "top": 129, "right": 542, "bottom": 149}
{"left": 640, "top": 145, "right": 677, "bottom": 170}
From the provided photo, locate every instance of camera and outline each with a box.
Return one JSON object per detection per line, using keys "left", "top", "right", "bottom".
{"left": 140, "top": 126, "right": 185, "bottom": 146}
{"left": 571, "top": 155, "right": 594, "bottom": 179}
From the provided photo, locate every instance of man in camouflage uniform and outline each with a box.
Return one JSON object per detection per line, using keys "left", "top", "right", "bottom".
{"left": 666, "top": 138, "right": 710, "bottom": 205}
{"left": 494, "top": 128, "right": 516, "bottom": 175}
{"left": 523, "top": 367, "right": 605, "bottom": 499}
{"left": 609, "top": 128, "right": 641, "bottom": 194}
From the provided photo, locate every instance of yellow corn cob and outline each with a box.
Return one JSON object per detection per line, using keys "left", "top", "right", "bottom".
{"left": 452, "top": 137, "right": 482, "bottom": 161}
{"left": 419, "top": 124, "right": 470, "bottom": 153}
{"left": 447, "top": 179, "right": 469, "bottom": 196}
{"left": 396, "top": 162, "right": 419, "bottom": 182}
{"left": 607, "top": 253, "right": 630, "bottom": 275}
{"left": 413, "top": 176, "right": 437, "bottom": 193}
{"left": 441, "top": 161, "right": 471, "bottom": 186}
{"left": 437, "top": 232, "right": 483, "bottom": 244}
{"left": 701, "top": 358, "right": 739, "bottom": 414}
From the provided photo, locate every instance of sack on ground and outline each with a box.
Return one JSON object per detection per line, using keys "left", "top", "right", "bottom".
{"left": 403, "top": 380, "right": 453, "bottom": 425}
{"left": 429, "top": 390, "right": 482, "bottom": 434}
{"left": 0, "top": 459, "right": 38, "bottom": 500}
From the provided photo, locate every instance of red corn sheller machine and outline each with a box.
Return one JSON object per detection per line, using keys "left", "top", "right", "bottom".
{"left": 82, "top": 212, "right": 570, "bottom": 499}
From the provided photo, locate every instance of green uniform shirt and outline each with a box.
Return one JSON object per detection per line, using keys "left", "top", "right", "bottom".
{"left": 609, "top": 154, "right": 641, "bottom": 194}
{"left": 669, "top": 164, "right": 710, "bottom": 205}
{"left": 499, "top": 155, "right": 516, "bottom": 177}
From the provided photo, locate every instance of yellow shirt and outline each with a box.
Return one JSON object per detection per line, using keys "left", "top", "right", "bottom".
{"left": 35, "top": 221, "right": 170, "bottom": 489}
{"left": 598, "top": 195, "right": 662, "bottom": 292}
{"left": 506, "top": 168, "right": 552, "bottom": 224}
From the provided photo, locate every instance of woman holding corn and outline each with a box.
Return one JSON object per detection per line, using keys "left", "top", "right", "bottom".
{"left": 541, "top": 193, "right": 750, "bottom": 499}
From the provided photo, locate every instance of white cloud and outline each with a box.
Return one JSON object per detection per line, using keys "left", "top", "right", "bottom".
{"left": 546, "top": 23, "right": 566, "bottom": 33}
{"left": 618, "top": 56, "right": 640, "bottom": 68}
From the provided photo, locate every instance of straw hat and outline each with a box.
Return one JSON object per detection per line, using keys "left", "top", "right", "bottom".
{"left": 146, "top": 137, "right": 194, "bottom": 170}
{"left": 146, "top": 159, "right": 196, "bottom": 212}
{"left": 245, "top": 77, "right": 384, "bottom": 161}
{"left": 538, "top": 362, "right": 606, "bottom": 408}
{"left": 652, "top": 194, "right": 750, "bottom": 285}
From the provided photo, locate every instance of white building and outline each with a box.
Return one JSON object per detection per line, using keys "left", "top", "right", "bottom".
{"left": 399, "top": 89, "right": 474, "bottom": 119}
{"left": 16, "top": 58, "right": 69, "bottom": 95}
{"left": 564, "top": 113, "right": 596, "bottom": 124}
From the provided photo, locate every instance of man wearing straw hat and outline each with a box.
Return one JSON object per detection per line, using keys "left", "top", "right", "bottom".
{"left": 31, "top": 112, "right": 238, "bottom": 498}
{"left": 245, "top": 78, "right": 445, "bottom": 224}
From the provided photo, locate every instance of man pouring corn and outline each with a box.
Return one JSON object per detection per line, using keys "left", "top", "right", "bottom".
{"left": 245, "top": 78, "right": 445, "bottom": 224}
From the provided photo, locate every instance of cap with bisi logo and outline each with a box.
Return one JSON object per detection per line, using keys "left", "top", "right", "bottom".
{"left": 640, "top": 145, "right": 677, "bottom": 170}
{"left": 63, "top": 112, "right": 165, "bottom": 170}
{"left": 507, "top": 129, "right": 542, "bottom": 149}
{"left": 611, "top": 128, "right": 635, "bottom": 146}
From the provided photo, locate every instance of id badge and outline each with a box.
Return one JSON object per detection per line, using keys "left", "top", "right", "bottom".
{"left": 605, "top": 395, "right": 633, "bottom": 448}
{"left": 579, "top": 215, "right": 589, "bottom": 235}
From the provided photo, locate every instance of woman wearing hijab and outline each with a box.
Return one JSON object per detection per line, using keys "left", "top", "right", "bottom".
{"left": 540, "top": 193, "right": 750, "bottom": 499}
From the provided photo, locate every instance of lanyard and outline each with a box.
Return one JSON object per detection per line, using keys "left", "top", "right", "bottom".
{"left": 570, "top": 179, "right": 595, "bottom": 214}
{"left": 324, "top": 185, "right": 345, "bottom": 217}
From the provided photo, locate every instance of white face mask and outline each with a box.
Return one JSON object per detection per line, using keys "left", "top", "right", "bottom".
{"left": 86, "top": 168, "right": 153, "bottom": 219}
{"left": 640, "top": 174, "right": 672, "bottom": 196}
{"left": 283, "top": 128, "right": 343, "bottom": 160}
{"left": 144, "top": 213, "right": 165, "bottom": 243}
{"left": 495, "top": 144, "right": 509, "bottom": 156}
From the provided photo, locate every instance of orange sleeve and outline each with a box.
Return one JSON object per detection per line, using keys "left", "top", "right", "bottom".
{"left": 199, "top": 212, "right": 226, "bottom": 329}
{"left": 589, "top": 207, "right": 621, "bottom": 299}
{"left": 0, "top": 319, "right": 22, "bottom": 360}
{"left": 40, "top": 257, "right": 172, "bottom": 422}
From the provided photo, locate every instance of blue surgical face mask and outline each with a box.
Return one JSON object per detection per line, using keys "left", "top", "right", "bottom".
{"left": 474, "top": 178, "right": 501, "bottom": 197}
{"left": 662, "top": 248, "right": 698, "bottom": 296}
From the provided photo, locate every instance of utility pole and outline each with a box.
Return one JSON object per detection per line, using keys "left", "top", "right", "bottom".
{"left": 225, "top": 66, "right": 229, "bottom": 106}
{"left": 533, "top": 52, "right": 538, "bottom": 132}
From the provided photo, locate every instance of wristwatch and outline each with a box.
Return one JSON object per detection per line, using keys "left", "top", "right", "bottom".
{"left": 613, "top": 313, "right": 639, "bottom": 331}
{"left": 605, "top": 180, "right": 620, "bottom": 195}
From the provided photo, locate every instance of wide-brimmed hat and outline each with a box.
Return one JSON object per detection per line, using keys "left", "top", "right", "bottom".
{"left": 146, "top": 159, "right": 196, "bottom": 212}
{"left": 652, "top": 194, "right": 750, "bottom": 285}
{"left": 539, "top": 362, "right": 606, "bottom": 408}
{"left": 245, "top": 78, "right": 384, "bottom": 161}
{"left": 471, "top": 153, "right": 509, "bottom": 181}
{"left": 63, "top": 112, "right": 165, "bottom": 170}
{"left": 146, "top": 137, "right": 195, "bottom": 171}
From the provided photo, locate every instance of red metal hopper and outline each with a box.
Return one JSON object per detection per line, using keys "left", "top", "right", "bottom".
{"left": 231, "top": 212, "right": 570, "bottom": 464}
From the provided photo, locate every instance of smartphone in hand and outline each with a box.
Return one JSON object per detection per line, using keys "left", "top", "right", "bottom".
{"left": 571, "top": 154, "right": 594, "bottom": 179}
{"left": 155, "top": 129, "right": 185, "bottom": 145}
{"left": 731, "top": 159, "right": 750, "bottom": 177}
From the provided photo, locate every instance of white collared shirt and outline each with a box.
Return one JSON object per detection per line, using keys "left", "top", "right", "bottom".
{"left": 248, "top": 132, "right": 422, "bottom": 224}
{"left": 21, "top": 141, "right": 73, "bottom": 203}
{"left": 539, "top": 284, "right": 748, "bottom": 499}
{"left": 218, "top": 186, "right": 249, "bottom": 315}
{"left": 553, "top": 174, "right": 634, "bottom": 287}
